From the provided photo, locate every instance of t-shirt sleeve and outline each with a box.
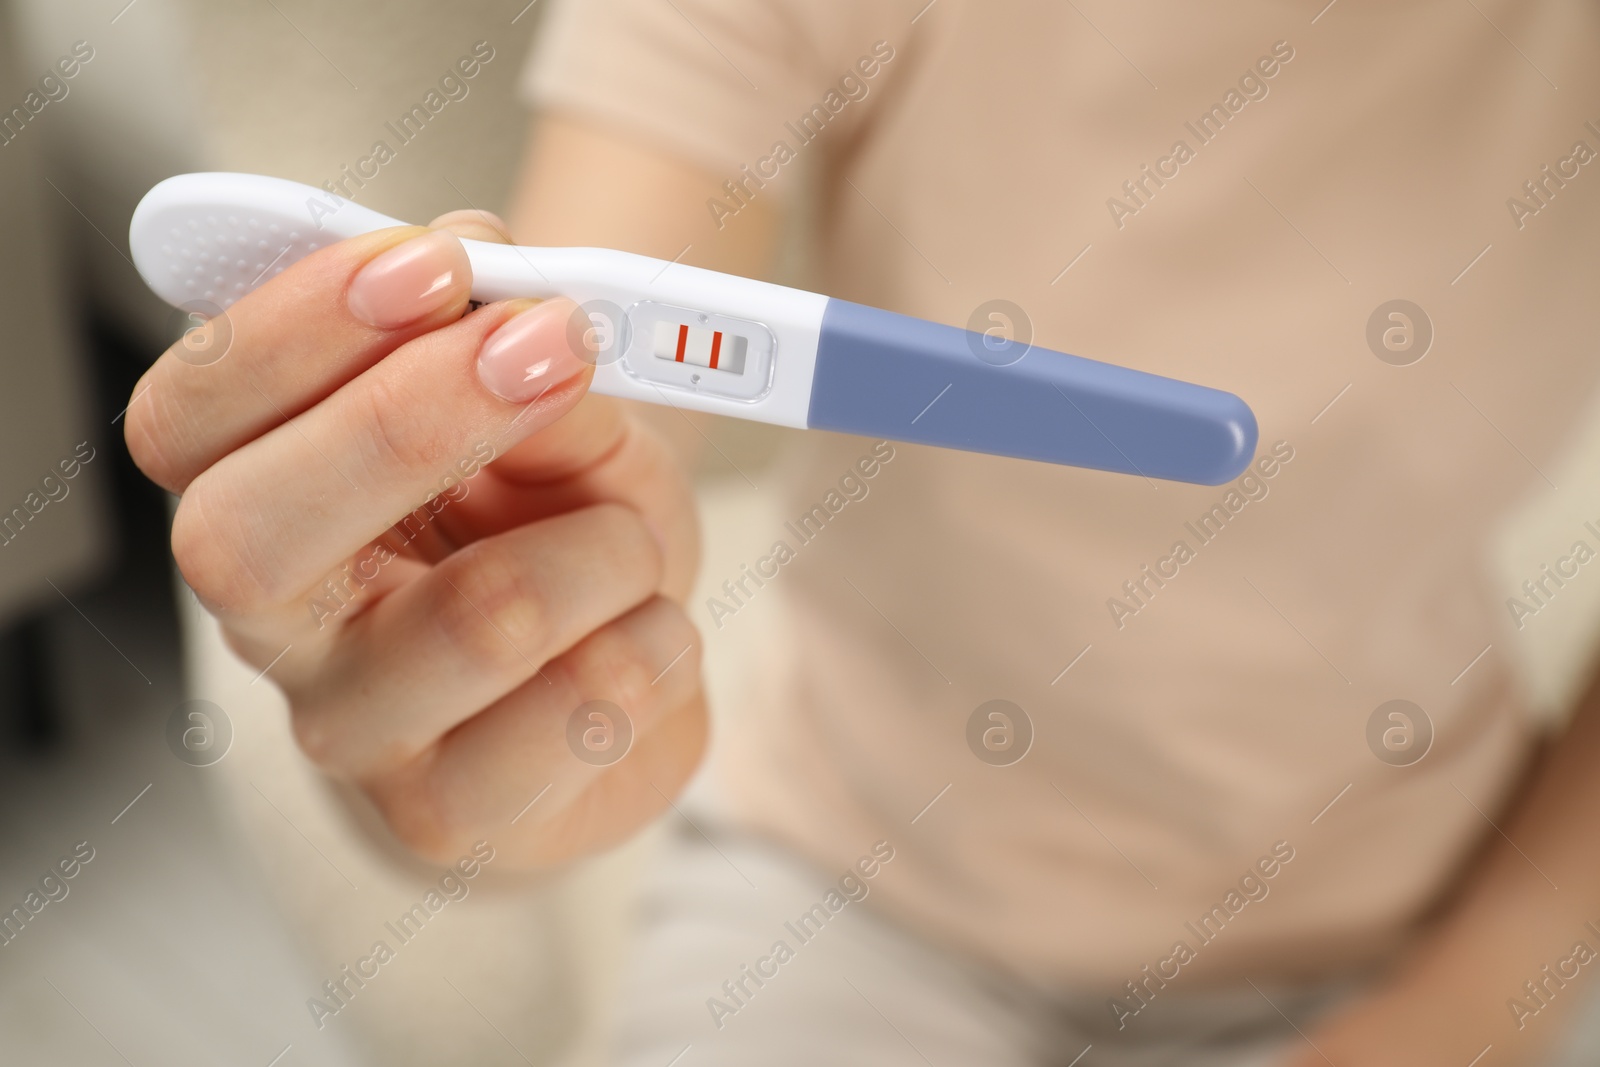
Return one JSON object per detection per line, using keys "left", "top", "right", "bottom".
{"left": 520, "top": 0, "right": 917, "bottom": 177}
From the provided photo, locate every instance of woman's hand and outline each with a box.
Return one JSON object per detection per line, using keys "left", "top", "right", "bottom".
{"left": 125, "top": 211, "right": 707, "bottom": 868}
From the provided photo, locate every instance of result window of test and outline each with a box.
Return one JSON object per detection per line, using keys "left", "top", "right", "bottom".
{"left": 652, "top": 320, "right": 749, "bottom": 375}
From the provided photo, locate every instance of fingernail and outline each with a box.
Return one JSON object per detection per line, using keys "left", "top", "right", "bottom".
{"left": 477, "top": 299, "right": 591, "bottom": 403}
{"left": 347, "top": 229, "right": 470, "bottom": 329}
{"left": 433, "top": 209, "right": 512, "bottom": 244}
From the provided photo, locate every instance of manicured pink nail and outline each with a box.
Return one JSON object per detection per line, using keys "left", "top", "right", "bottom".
{"left": 347, "top": 229, "right": 469, "bottom": 328}
{"left": 477, "top": 299, "right": 591, "bottom": 403}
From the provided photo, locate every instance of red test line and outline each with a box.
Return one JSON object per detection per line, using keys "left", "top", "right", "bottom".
{"left": 675, "top": 323, "right": 688, "bottom": 362}
{"left": 709, "top": 330, "right": 723, "bottom": 370}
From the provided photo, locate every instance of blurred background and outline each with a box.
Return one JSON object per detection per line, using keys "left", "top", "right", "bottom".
{"left": 0, "top": 2, "right": 788, "bottom": 1062}
{"left": 9, "top": 3, "right": 1600, "bottom": 1065}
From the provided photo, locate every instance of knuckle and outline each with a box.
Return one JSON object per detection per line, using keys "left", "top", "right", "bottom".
{"left": 214, "top": 622, "right": 277, "bottom": 672}
{"left": 565, "top": 599, "right": 701, "bottom": 714}
{"left": 355, "top": 374, "right": 453, "bottom": 478}
{"left": 650, "top": 606, "right": 704, "bottom": 692}
{"left": 169, "top": 488, "right": 240, "bottom": 612}
{"left": 288, "top": 699, "right": 408, "bottom": 781}
{"left": 587, "top": 502, "right": 666, "bottom": 587}
{"left": 661, "top": 600, "right": 702, "bottom": 654}
{"left": 598, "top": 639, "right": 657, "bottom": 717}
{"left": 123, "top": 378, "right": 192, "bottom": 493}
{"left": 432, "top": 543, "right": 554, "bottom": 673}
{"left": 368, "top": 772, "right": 461, "bottom": 863}
{"left": 169, "top": 476, "right": 282, "bottom": 615}
{"left": 287, "top": 702, "right": 341, "bottom": 771}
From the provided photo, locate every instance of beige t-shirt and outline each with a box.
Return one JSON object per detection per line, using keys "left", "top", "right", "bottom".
{"left": 525, "top": 0, "right": 1600, "bottom": 989}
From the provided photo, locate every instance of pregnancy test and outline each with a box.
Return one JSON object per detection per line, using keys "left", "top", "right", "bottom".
{"left": 129, "top": 172, "right": 1257, "bottom": 484}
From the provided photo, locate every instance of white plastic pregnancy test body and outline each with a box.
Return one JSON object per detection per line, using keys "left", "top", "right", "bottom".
{"left": 130, "top": 172, "right": 1258, "bottom": 485}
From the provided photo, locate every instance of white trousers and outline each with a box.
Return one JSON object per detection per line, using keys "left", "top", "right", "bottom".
{"left": 609, "top": 823, "right": 1372, "bottom": 1067}
{"left": 610, "top": 821, "right": 1600, "bottom": 1067}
